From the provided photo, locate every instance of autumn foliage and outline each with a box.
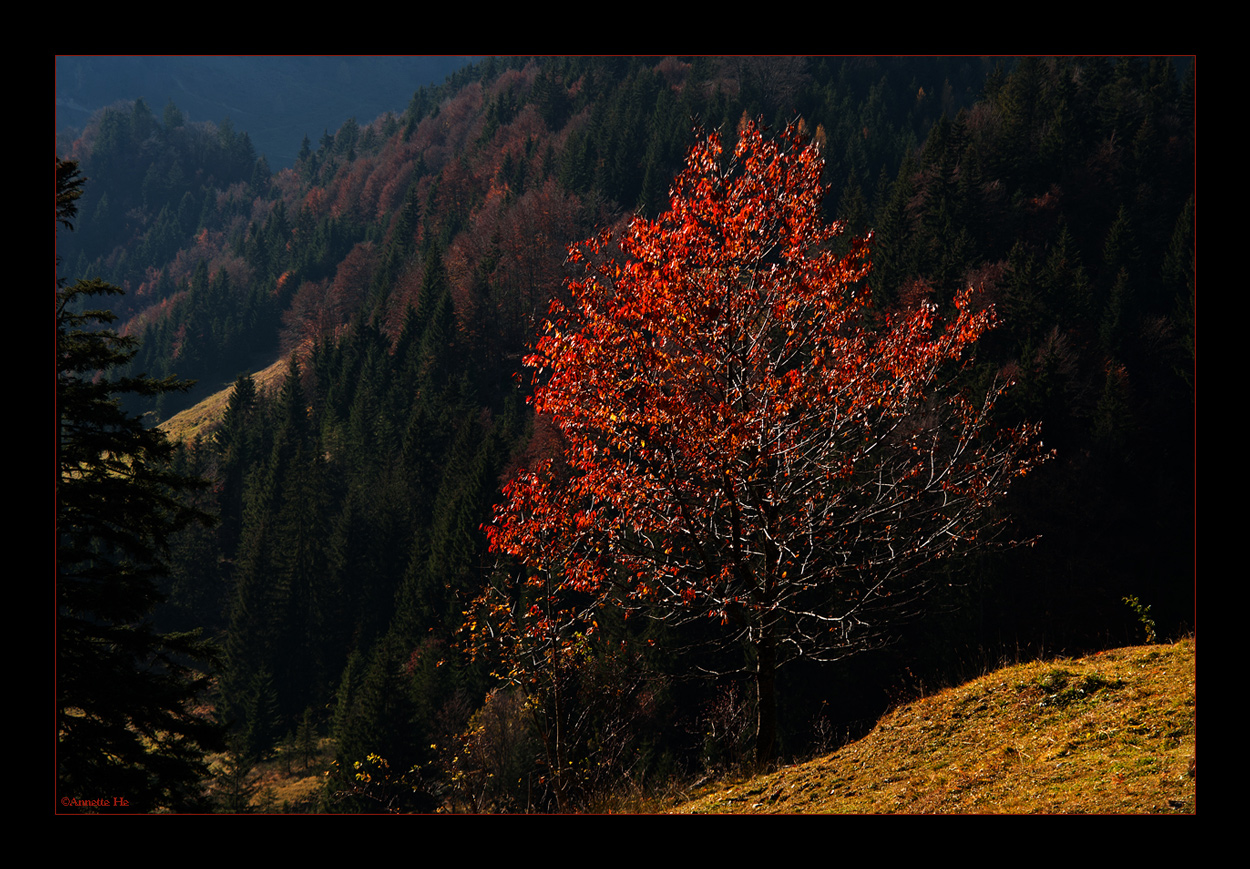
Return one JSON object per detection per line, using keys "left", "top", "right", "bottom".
{"left": 471, "top": 120, "right": 1051, "bottom": 763}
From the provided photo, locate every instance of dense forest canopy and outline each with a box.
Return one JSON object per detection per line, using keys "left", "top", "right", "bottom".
{"left": 55, "top": 56, "right": 1193, "bottom": 813}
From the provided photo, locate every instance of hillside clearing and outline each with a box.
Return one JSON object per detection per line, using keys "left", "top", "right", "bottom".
{"left": 672, "top": 639, "right": 1195, "bottom": 814}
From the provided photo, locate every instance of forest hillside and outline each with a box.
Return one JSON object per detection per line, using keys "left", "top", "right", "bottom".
{"left": 56, "top": 56, "right": 1194, "bottom": 813}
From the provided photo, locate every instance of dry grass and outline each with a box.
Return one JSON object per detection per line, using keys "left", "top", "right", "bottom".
{"left": 196, "top": 641, "right": 1193, "bottom": 813}
{"left": 256, "top": 766, "right": 327, "bottom": 812}
{"left": 670, "top": 639, "right": 1195, "bottom": 814}
{"left": 205, "top": 736, "right": 335, "bottom": 813}
{"left": 157, "top": 355, "right": 293, "bottom": 445}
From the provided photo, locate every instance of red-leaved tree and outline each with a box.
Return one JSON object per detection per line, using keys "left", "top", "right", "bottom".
{"left": 472, "top": 120, "right": 1051, "bottom": 766}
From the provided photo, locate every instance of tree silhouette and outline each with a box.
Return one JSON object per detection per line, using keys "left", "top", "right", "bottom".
{"left": 57, "top": 158, "right": 221, "bottom": 810}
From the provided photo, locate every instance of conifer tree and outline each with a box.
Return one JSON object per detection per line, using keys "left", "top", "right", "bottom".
{"left": 222, "top": 356, "right": 332, "bottom": 732}
{"left": 214, "top": 373, "right": 260, "bottom": 563}
{"left": 56, "top": 158, "right": 221, "bottom": 811}
{"left": 238, "top": 666, "right": 282, "bottom": 761}
{"left": 214, "top": 732, "right": 263, "bottom": 813}
{"left": 296, "top": 707, "right": 317, "bottom": 771}
{"left": 326, "top": 636, "right": 434, "bottom": 812}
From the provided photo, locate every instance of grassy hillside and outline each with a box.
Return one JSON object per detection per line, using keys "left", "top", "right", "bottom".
{"left": 671, "top": 639, "right": 1195, "bottom": 814}
{"left": 157, "top": 355, "right": 292, "bottom": 445}
{"left": 226, "top": 639, "right": 1195, "bottom": 813}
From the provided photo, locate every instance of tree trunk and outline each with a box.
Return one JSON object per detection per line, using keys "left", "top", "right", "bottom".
{"left": 755, "top": 628, "right": 778, "bottom": 765}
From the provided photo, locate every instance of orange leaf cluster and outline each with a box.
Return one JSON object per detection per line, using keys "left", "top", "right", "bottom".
{"left": 471, "top": 120, "right": 1049, "bottom": 679}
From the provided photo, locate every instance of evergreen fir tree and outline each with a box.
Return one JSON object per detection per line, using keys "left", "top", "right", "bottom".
{"left": 222, "top": 356, "right": 333, "bottom": 733}
{"left": 214, "top": 373, "right": 260, "bottom": 563}
{"left": 326, "top": 636, "right": 434, "bottom": 812}
{"left": 214, "top": 735, "right": 261, "bottom": 813}
{"left": 239, "top": 666, "right": 282, "bottom": 761}
{"left": 296, "top": 707, "right": 317, "bottom": 771}
{"left": 57, "top": 158, "right": 222, "bottom": 811}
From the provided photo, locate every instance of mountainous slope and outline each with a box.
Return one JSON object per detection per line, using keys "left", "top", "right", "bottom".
{"left": 56, "top": 56, "right": 1195, "bottom": 812}
{"left": 55, "top": 56, "right": 479, "bottom": 167}
{"left": 673, "top": 639, "right": 1195, "bottom": 814}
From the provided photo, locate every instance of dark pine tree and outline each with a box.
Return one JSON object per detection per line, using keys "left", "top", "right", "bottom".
{"left": 221, "top": 356, "right": 332, "bottom": 739}
{"left": 57, "top": 157, "right": 222, "bottom": 812}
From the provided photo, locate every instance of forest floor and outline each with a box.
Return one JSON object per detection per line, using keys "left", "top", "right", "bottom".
{"left": 666, "top": 638, "right": 1195, "bottom": 814}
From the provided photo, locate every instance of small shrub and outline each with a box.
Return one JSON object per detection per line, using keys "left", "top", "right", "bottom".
{"left": 1123, "top": 595, "right": 1157, "bottom": 644}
